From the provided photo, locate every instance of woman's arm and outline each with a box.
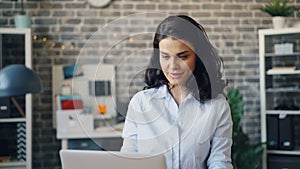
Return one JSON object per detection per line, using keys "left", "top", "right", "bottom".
{"left": 120, "top": 117, "right": 138, "bottom": 152}
{"left": 120, "top": 95, "right": 140, "bottom": 152}
{"left": 207, "top": 101, "right": 233, "bottom": 169}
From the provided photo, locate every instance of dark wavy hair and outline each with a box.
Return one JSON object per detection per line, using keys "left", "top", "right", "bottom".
{"left": 144, "top": 15, "right": 226, "bottom": 103}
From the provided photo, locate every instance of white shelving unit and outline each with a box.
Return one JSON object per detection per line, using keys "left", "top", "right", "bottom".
{"left": 52, "top": 64, "right": 123, "bottom": 150}
{"left": 259, "top": 28, "right": 300, "bottom": 169}
{"left": 0, "top": 28, "right": 32, "bottom": 169}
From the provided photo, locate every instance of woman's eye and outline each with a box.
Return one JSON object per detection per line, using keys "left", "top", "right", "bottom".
{"left": 179, "top": 55, "right": 188, "bottom": 59}
{"left": 161, "top": 55, "right": 170, "bottom": 59}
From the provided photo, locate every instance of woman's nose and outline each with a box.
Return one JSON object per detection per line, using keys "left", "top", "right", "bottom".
{"left": 169, "top": 58, "right": 180, "bottom": 69}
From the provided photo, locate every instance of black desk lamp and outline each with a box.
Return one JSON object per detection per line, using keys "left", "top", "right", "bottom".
{"left": 0, "top": 64, "right": 43, "bottom": 116}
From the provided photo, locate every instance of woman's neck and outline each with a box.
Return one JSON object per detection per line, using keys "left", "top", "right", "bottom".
{"left": 168, "top": 84, "right": 190, "bottom": 106}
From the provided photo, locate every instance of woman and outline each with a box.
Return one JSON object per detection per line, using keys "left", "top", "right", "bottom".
{"left": 121, "top": 15, "right": 233, "bottom": 169}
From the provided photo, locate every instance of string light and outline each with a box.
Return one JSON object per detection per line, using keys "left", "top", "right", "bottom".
{"left": 42, "top": 37, "right": 47, "bottom": 42}
{"left": 69, "top": 44, "right": 75, "bottom": 50}
{"left": 129, "top": 37, "right": 134, "bottom": 43}
{"left": 33, "top": 35, "right": 37, "bottom": 40}
{"left": 113, "top": 33, "right": 118, "bottom": 38}
{"left": 51, "top": 42, "right": 56, "bottom": 48}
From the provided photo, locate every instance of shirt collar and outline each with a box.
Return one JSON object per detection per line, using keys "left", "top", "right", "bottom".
{"left": 155, "top": 85, "right": 195, "bottom": 102}
{"left": 150, "top": 85, "right": 169, "bottom": 99}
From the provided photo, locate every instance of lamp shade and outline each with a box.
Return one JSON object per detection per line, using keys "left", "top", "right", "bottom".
{"left": 0, "top": 64, "right": 43, "bottom": 98}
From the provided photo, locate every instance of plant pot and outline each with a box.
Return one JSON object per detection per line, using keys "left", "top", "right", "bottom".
{"left": 272, "top": 16, "right": 285, "bottom": 29}
{"left": 14, "top": 15, "right": 31, "bottom": 28}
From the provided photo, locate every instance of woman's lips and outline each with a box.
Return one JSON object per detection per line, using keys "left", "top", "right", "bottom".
{"left": 169, "top": 72, "right": 184, "bottom": 79}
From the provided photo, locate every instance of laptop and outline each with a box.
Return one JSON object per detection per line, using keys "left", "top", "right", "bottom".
{"left": 60, "top": 149, "right": 167, "bottom": 169}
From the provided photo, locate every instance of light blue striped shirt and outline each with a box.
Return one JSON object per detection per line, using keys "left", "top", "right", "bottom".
{"left": 121, "top": 85, "right": 233, "bottom": 169}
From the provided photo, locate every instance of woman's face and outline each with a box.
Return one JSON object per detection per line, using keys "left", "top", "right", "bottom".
{"left": 159, "top": 38, "right": 196, "bottom": 86}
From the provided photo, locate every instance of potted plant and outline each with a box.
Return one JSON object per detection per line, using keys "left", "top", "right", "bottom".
{"left": 227, "top": 88, "right": 265, "bottom": 169}
{"left": 260, "top": 0, "right": 299, "bottom": 29}
{"left": 11, "top": 0, "right": 31, "bottom": 28}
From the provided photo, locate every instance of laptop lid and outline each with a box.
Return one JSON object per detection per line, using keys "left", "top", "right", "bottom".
{"left": 60, "top": 150, "right": 166, "bottom": 169}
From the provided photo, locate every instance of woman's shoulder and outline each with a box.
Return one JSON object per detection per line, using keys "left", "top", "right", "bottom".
{"left": 203, "top": 94, "right": 228, "bottom": 107}
{"left": 130, "top": 85, "right": 167, "bottom": 102}
{"left": 201, "top": 94, "right": 230, "bottom": 119}
{"left": 128, "top": 85, "right": 167, "bottom": 113}
{"left": 133, "top": 85, "right": 166, "bottom": 98}
{"left": 213, "top": 94, "right": 227, "bottom": 102}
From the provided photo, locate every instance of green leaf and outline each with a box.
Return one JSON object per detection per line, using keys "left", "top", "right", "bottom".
{"left": 227, "top": 88, "right": 244, "bottom": 127}
{"left": 260, "top": 0, "right": 299, "bottom": 17}
{"left": 236, "top": 144, "right": 264, "bottom": 169}
{"left": 227, "top": 88, "right": 265, "bottom": 169}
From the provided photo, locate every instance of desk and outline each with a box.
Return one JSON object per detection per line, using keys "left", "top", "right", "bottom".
{"left": 57, "top": 123, "right": 123, "bottom": 150}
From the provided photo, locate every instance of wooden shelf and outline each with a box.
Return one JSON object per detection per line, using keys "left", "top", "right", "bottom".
{"left": 266, "top": 69, "right": 300, "bottom": 75}
{"left": 57, "top": 124, "right": 122, "bottom": 139}
{"left": 266, "top": 87, "right": 300, "bottom": 92}
{"left": 265, "top": 52, "right": 300, "bottom": 57}
{"left": 259, "top": 28, "right": 300, "bottom": 169}
{"left": 0, "top": 161, "right": 26, "bottom": 167}
{"left": 0, "top": 28, "right": 32, "bottom": 169}
{"left": 268, "top": 149, "right": 300, "bottom": 156}
{"left": 266, "top": 110, "right": 300, "bottom": 115}
{"left": 0, "top": 118, "right": 26, "bottom": 123}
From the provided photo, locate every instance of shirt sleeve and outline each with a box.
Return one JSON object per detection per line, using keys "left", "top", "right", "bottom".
{"left": 120, "top": 96, "right": 139, "bottom": 152}
{"left": 207, "top": 100, "right": 233, "bottom": 169}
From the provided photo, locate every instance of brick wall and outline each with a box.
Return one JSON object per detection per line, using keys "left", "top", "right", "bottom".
{"left": 1, "top": 0, "right": 299, "bottom": 168}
